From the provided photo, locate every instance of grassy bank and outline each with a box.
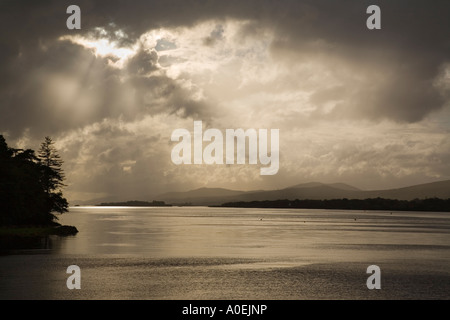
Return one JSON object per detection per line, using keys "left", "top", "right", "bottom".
{"left": 0, "top": 225, "right": 78, "bottom": 237}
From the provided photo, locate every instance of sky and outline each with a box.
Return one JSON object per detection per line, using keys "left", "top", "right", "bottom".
{"left": 1, "top": 0, "right": 449, "bottom": 203}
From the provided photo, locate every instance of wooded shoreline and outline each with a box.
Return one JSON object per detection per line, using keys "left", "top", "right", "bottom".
{"left": 217, "top": 197, "right": 450, "bottom": 212}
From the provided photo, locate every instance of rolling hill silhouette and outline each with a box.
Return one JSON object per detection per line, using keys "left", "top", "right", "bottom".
{"left": 154, "top": 180, "right": 450, "bottom": 206}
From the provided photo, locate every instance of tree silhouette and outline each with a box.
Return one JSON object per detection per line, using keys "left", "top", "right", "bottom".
{"left": 38, "top": 137, "right": 65, "bottom": 192}
{"left": 0, "top": 135, "right": 69, "bottom": 226}
{"left": 38, "top": 136, "right": 68, "bottom": 217}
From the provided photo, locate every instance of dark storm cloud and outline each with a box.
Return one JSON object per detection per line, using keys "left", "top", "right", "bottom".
{"left": 0, "top": 36, "right": 210, "bottom": 138}
{"left": 0, "top": 39, "right": 115, "bottom": 137}
{"left": 0, "top": 0, "right": 218, "bottom": 138}
{"left": 126, "top": 48, "right": 159, "bottom": 75}
{"left": 1, "top": 0, "right": 449, "bottom": 139}
{"left": 266, "top": 0, "right": 450, "bottom": 122}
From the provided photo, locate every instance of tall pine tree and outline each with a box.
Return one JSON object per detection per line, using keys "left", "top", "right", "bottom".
{"left": 38, "top": 137, "right": 68, "bottom": 220}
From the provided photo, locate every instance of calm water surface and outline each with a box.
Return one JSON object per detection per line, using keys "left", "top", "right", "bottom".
{"left": 1, "top": 207, "right": 450, "bottom": 299}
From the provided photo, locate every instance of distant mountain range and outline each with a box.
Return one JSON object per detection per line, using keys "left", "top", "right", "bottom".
{"left": 73, "top": 180, "right": 450, "bottom": 206}
{"left": 154, "top": 180, "right": 450, "bottom": 206}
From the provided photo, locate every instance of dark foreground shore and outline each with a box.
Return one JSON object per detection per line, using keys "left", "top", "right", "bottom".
{"left": 0, "top": 255, "right": 449, "bottom": 300}
{"left": 0, "top": 225, "right": 78, "bottom": 254}
{"left": 0, "top": 225, "right": 78, "bottom": 237}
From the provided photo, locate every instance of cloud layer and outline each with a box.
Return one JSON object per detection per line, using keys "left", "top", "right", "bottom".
{"left": 1, "top": 0, "right": 449, "bottom": 201}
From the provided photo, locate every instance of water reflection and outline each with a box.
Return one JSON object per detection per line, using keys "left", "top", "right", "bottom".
{"left": 3, "top": 206, "right": 450, "bottom": 259}
{"left": 0, "top": 235, "right": 54, "bottom": 254}
{"left": 1, "top": 207, "right": 450, "bottom": 299}
{"left": 46, "top": 206, "right": 450, "bottom": 261}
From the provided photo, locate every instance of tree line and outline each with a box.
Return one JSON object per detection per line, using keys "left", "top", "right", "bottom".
{"left": 97, "top": 200, "right": 172, "bottom": 207}
{"left": 0, "top": 135, "right": 68, "bottom": 226}
{"left": 220, "top": 197, "right": 450, "bottom": 212}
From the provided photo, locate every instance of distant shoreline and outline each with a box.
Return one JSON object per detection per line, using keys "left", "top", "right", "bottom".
{"left": 216, "top": 197, "right": 450, "bottom": 212}
{"left": 96, "top": 200, "right": 172, "bottom": 207}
